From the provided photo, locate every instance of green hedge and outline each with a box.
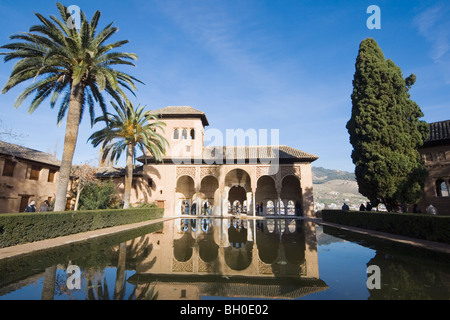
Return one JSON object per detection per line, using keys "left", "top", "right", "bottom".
{"left": 321, "top": 210, "right": 450, "bottom": 244}
{"left": 0, "top": 207, "right": 164, "bottom": 248}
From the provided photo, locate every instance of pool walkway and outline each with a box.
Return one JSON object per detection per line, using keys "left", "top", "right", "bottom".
{"left": 0, "top": 215, "right": 449, "bottom": 261}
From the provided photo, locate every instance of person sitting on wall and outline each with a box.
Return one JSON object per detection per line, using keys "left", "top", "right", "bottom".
{"left": 359, "top": 203, "right": 366, "bottom": 211}
{"left": 24, "top": 200, "right": 36, "bottom": 212}
{"left": 366, "top": 202, "right": 373, "bottom": 211}
{"left": 342, "top": 203, "right": 349, "bottom": 211}
{"left": 413, "top": 204, "right": 421, "bottom": 214}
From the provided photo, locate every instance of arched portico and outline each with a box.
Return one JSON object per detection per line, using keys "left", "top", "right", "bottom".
{"left": 281, "top": 175, "right": 303, "bottom": 216}
{"left": 176, "top": 175, "right": 195, "bottom": 215}
{"left": 255, "top": 175, "right": 277, "bottom": 216}
{"left": 200, "top": 175, "right": 219, "bottom": 215}
{"left": 223, "top": 169, "right": 253, "bottom": 216}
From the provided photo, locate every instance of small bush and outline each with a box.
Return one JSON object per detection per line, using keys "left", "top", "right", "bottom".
{"left": 0, "top": 207, "right": 164, "bottom": 248}
{"left": 321, "top": 210, "right": 450, "bottom": 244}
{"left": 133, "top": 202, "right": 158, "bottom": 209}
{"left": 78, "top": 180, "right": 120, "bottom": 210}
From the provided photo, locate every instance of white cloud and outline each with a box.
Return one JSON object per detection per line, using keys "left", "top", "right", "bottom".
{"left": 414, "top": 2, "right": 450, "bottom": 83}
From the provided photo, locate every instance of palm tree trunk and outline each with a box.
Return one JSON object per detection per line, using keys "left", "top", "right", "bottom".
{"left": 123, "top": 143, "right": 134, "bottom": 209}
{"left": 54, "top": 84, "right": 84, "bottom": 212}
{"left": 41, "top": 265, "right": 57, "bottom": 300}
{"left": 114, "top": 242, "right": 127, "bottom": 300}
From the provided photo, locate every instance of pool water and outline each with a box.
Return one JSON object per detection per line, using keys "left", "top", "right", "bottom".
{"left": 0, "top": 218, "right": 448, "bottom": 300}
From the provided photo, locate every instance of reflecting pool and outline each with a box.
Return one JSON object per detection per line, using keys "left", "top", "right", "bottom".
{"left": 0, "top": 218, "right": 448, "bottom": 300}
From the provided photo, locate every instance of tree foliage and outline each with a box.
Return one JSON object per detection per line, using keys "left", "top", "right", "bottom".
{"left": 88, "top": 101, "right": 168, "bottom": 208}
{"left": 0, "top": 3, "right": 142, "bottom": 211}
{"left": 70, "top": 163, "right": 97, "bottom": 211}
{"left": 346, "top": 38, "right": 429, "bottom": 211}
{"left": 78, "top": 179, "right": 119, "bottom": 210}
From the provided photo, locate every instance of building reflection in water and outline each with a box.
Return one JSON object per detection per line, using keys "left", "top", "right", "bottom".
{"left": 126, "top": 218, "right": 328, "bottom": 300}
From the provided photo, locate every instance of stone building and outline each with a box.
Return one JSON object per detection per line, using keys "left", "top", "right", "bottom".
{"left": 1, "top": 106, "right": 319, "bottom": 217}
{"left": 418, "top": 120, "right": 450, "bottom": 215}
{"left": 131, "top": 106, "right": 319, "bottom": 218}
{"left": 0, "top": 140, "right": 60, "bottom": 213}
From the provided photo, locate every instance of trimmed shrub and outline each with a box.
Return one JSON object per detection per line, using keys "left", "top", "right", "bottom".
{"left": 0, "top": 207, "right": 164, "bottom": 248}
{"left": 321, "top": 210, "right": 450, "bottom": 244}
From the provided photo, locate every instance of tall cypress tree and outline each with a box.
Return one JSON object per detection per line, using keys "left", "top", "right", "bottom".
{"left": 346, "top": 38, "right": 429, "bottom": 212}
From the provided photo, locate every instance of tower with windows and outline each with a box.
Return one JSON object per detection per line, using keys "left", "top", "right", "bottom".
{"left": 149, "top": 106, "right": 208, "bottom": 162}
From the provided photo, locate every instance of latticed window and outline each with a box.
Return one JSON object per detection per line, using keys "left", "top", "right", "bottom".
{"left": 29, "top": 165, "right": 41, "bottom": 180}
{"left": 48, "top": 169, "right": 56, "bottom": 182}
{"left": 436, "top": 179, "right": 449, "bottom": 197}
{"left": 2, "top": 159, "right": 15, "bottom": 177}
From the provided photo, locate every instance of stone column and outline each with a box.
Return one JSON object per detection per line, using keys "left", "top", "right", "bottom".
{"left": 246, "top": 191, "right": 253, "bottom": 216}
{"left": 300, "top": 164, "right": 315, "bottom": 217}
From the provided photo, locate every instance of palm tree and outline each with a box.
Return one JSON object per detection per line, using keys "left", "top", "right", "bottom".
{"left": 0, "top": 3, "right": 142, "bottom": 211}
{"left": 88, "top": 101, "right": 168, "bottom": 208}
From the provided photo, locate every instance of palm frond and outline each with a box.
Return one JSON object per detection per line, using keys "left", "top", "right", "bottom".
{"left": 1, "top": 2, "right": 141, "bottom": 126}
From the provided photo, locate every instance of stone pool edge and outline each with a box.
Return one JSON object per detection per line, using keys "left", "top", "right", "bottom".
{"left": 309, "top": 217, "right": 450, "bottom": 255}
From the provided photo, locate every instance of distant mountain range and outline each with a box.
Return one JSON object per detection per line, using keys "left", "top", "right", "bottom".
{"left": 312, "top": 166, "right": 356, "bottom": 184}
{"left": 312, "top": 166, "right": 368, "bottom": 210}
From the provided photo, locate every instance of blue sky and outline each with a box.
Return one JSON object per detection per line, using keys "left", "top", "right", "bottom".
{"left": 0, "top": 0, "right": 449, "bottom": 172}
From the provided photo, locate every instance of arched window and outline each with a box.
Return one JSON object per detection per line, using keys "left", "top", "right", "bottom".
{"left": 173, "top": 129, "right": 179, "bottom": 140}
{"left": 287, "top": 200, "right": 295, "bottom": 215}
{"left": 436, "top": 179, "right": 449, "bottom": 197}
{"left": 426, "top": 153, "right": 433, "bottom": 162}
{"left": 233, "top": 200, "right": 241, "bottom": 215}
{"left": 202, "top": 200, "right": 210, "bottom": 215}
{"left": 182, "top": 200, "right": 190, "bottom": 215}
{"left": 190, "top": 129, "right": 195, "bottom": 140}
{"left": 288, "top": 220, "right": 296, "bottom": 233}
{"left": 182, "top": 129, "right": 187, "bottom": 140}
{"left": 266, "top": 219, "right": 275, "bottom": 233}
{"left": 278, "top": 200, "right": 285, "bottom": 215}
{"left": 437, "top": 151, "right": 446, "bottom": 161}
{"left": 267, "top": 200, "right": 274, "bottom": 215}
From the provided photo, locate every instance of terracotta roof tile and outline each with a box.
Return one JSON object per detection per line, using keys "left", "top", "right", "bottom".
{"left": 0, "top": 140, "right": 60, "bottom": 167}
{"left": 138, "top": 145, "right": 318, "bottom": 163}
{"left": 422, "top": 120, "right": 450, "bottom": 147}
{"left": 151, "top": 106, "right": 209, "bottom": 126}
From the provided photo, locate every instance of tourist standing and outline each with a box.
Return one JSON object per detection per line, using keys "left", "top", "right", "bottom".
{"left": 426, "top": 204, "right": 438, "bottom": 215}
{"left": 38, "top": 200, "right": 51, "bottom": 212}
{"left": 413, "top": 204, "right": 421, "bottom": 214}
{"left": 24, "top": 200, "right": 36, "bottom": 212}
